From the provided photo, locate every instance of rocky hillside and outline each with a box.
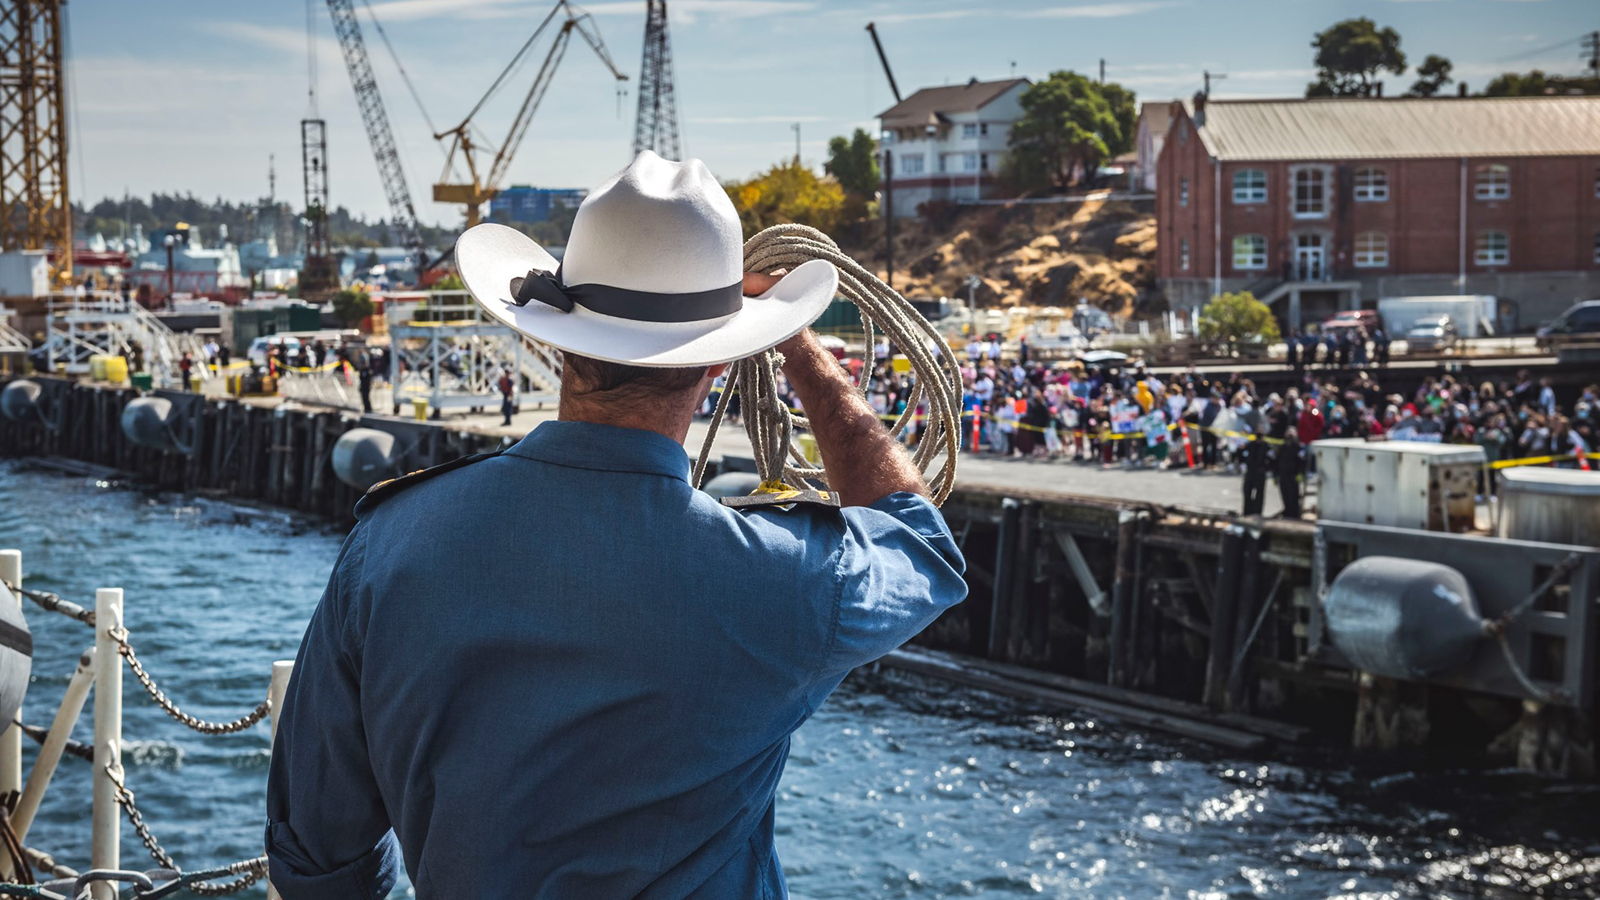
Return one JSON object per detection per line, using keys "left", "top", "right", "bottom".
{"left": 836, "top": 197, "right": 1158, "bottom": 318}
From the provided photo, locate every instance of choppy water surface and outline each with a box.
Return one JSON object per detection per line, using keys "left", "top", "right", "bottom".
{"left": 1, "top": 461, "right": 1596, "bottom": 898}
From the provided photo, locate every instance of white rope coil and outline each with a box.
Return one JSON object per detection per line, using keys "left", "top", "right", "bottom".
{"left": 692, "top": 224, "right": 963, "bottom": 506}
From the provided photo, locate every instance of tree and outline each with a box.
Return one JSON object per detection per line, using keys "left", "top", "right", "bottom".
{"left": 723, "top": 161, "right": 846, "bottom": 236}
{"left": 824, "top": 128, "right": 879, "bottom": 200}
{"left": 1407, "top": 54, "right": 1453, "bottom": 97}
{"left": 362, "top": 250, "right": 381, "bottom": 269}
{"left": 1007, "top": 70, "right": 1121, "bottom": 190}
{"left": 1198, "top": 291, "right": 1280, "bottom": 355}
{"left": 1482, "top": 70, "right": 1599, "bottom": 97}
{"left": 1306, "top": 18, "right": 1406, "bottom": 97}
{"left": 331, "top": 287, "right": 374, "bottom": 326}
{"left": 430, "top": 274, "right": 465, "bottom": 292}
{"left": 1096, "top": 81, "right": 1139, "bottom": 158}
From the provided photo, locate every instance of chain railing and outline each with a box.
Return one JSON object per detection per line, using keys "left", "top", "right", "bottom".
{"left": 0, "top": 558, "right": 293, "bottom": 899}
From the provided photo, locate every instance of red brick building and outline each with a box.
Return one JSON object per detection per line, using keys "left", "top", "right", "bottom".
{"left": 1156, "top": 96, "right": 1600, "bottom": 330}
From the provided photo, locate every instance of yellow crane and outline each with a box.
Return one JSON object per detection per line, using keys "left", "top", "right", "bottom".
{"left": 433, "top": 0, "right": 627, "bottom": 228}
{"left": 0, "top": 0, "right": 72, "bottom": 287}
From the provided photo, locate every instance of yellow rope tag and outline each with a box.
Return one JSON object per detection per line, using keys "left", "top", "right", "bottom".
{"left": 721, "top": 480, "right": 840, "bottom": 513}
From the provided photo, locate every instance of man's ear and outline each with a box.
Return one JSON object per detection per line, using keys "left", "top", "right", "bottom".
{"left": 706, "top": 363, "right": 729, "bottom": 379}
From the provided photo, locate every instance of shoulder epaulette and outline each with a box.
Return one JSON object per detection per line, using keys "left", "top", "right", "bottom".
{"left": 720, "top": 483, "right": 841, "bottom": 513}
{"left": 355, "top": 449, "right": 505, "bottom": 517}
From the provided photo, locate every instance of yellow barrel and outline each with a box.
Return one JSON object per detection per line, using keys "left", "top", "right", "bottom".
{"left": 412, "top": 398, "right": 429, "bottom": 421}
{"left": 89, "top": 355, "right": 108, "bottom": 381}
{"left": 103, "top": 356, "right": 129, "bottom": 384}
{"left": 891, "top": 355, "right": 911, "bottom": 374}
{"left": 797, "top": 433, "right": 820, "bottom": 464}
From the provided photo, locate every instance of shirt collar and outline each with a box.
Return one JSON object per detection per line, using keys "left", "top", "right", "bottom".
{"left": 505, "top": 420, "right": 692, "bottom": 482}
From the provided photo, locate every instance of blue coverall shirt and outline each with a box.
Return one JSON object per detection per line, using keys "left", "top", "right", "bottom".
{"left": 265, "top": 420, "right": 967, "bottom": 899}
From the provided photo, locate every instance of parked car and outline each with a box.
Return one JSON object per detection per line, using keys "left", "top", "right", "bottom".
{"left": 1535, "top": 299, "right": 1600, "bottom": 350}
{"left": 1404, "top": 314, "right": 1459, "bottom": 352}
{"left": 1322, "top": 310, "right": 1381, "bottom": 332}
{"left": 247, "top": 335, "right": 302, "bottom": 366}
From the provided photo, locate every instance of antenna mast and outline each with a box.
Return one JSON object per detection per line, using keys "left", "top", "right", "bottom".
{"left": 632, "top": 0, "right": 681, "bottom": 160}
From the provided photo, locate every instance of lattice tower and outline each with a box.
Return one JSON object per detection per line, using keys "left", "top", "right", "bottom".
{"left": 0, "top": 0, "right": 70, "bottom": 286}
{"left": 631, "top": 0, "right": 680, "bottom": 160}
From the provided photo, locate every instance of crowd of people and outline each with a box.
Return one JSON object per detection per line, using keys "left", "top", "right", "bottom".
{"left": 767, "top": 338, "right": 1597, "bottom": 519}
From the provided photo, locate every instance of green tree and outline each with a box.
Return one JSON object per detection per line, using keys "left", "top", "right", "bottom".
{"left": 430, "top": 274, "right": 465, "bottom": 292}
{"left": 824, "top": 128, "right": 880, "bottom": 199}
{"left": 1096, "top": 81, "right": 1139, "bottom": 158}
{"left": 1306, "top": 18, "right": 1407, "bottom": 97}
{"left": 1407, "top": 54, "right": 1454, "bottom": 97}
{"left": 1198, "top": 291, "right": 1280, "bottom": 354}
{"left": 723, "top": 161, "right": 846, "bottom": 236}
{"left": 362, "top": 250, "right": 381, "bottom": 269}
{"left": 1007, "top": 70, "right": 1121, "bottom": 190}
{"left": 331, "top": 287, "right": 374, "bottom": 326}
{"left": 1482, "top": 70, "right": 1599, "bottom": 96}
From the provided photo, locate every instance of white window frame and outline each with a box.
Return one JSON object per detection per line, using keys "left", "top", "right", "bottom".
{"left": 1179, "top": 176, "right": 1189, "bottom": 207}
{"left": 1292, "top": 168, "right": 1328, "bottom": 218}
{"left": 1475, "top": 229, "right": 1509, "bottom": 266}
{"left": 1354, "top": 166, "right": 1389, "bottom": 202}
{"left": 1354, "top": 231, "right": 1389, "bottom": 268}
{"left": 1180, "top": 238, "right": 1190, "bottom": 271}
{"left": 961, "top": 153, "right": 979, "bottom": 172}
{"left": 1233, "top": 234, "right": 1267, "bottom": 270}
{"left": 881, "top": 130, "right": 897, "bottom": 145}
{"left": 962, "top": 123, "right": 978, "bottom": 139}
{"left": 1475, "top": 164, "right": 1509, "bottom": 201}
{"left": 1232, "top": 169, "right": 1266, "bottom": 204}
{"left": 899, "top": 153, "right": 925, "bottom": 175}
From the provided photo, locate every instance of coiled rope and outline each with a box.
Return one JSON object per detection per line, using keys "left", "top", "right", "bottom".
{"left": 692, "top": 224, "right": 963, "bottom": 506}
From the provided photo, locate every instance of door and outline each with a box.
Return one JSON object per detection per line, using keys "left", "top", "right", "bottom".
{"left": 1294, "top": 234, "right": 1327, "bottom": 282}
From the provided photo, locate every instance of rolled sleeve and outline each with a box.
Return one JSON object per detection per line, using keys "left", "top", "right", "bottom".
{"left": 266, "top": 527, "right": 399, "bottom": 900}
{"left": 824, "top": 491, "right": 967, "bottom": 675}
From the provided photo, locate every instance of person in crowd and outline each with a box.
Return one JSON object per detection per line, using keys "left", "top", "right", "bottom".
{"left": 1274, "top": 427, "right": 1305, "bottom": 518}
{"left": 1241, "top": 432, "right": 1270, "bottom": 516}
{"left": 497, "top": 365, "right": 516, "bottom": 427}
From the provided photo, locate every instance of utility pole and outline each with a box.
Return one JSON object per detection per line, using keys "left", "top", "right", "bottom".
{"left": 1204, "top": 70, "right": 1226, "bottom": 96}
{"left": 1099, "top": 58, "right": 1105, "bottom": 84}
{"left": 883, "top": 150, "right": 894, "bottom": 291}
{"left": 791, "top": 122, "right": 801, "bottom": 165}
{"left": 1584, "top": 31, "right": 1600, "bottom": 79}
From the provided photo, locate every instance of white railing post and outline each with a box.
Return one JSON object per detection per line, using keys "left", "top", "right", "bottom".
{"left": 0, "top": 549, "right": 20, "bottom": 881}
{"left": 266, "top": 660, "right": 294, "bottom": 900}
{"left": 12, "top": 648, "right": 95, "bottom": 841}
{"left": 90, "top": 588, "right": 123, "bottom": 900}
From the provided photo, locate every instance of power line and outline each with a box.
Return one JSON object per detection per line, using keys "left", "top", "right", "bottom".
{"left": 1490, "top": 34, "right": 1578, "bottom": 65}
{"left": 358, "top": 0, "right": 442, "bottom": 139}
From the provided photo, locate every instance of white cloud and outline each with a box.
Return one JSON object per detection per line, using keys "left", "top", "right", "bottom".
{"left": 364, "top": 0, "right": 812, "bottom": 23}
{"left": 1016, "top": 1, "right": 1183, "bottom": 18}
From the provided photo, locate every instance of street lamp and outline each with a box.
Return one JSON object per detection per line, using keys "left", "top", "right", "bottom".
{"left": 964, "top": 274, "right": 981, "bottom": 337}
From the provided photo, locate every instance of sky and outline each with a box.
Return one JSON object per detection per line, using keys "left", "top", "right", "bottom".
{"left": 68, "top": 0, "right": 1595, "bottom": 230}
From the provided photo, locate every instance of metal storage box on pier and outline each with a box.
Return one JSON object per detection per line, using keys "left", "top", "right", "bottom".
{"left": 1312, "top": 439, "right": 1484, "bottom": 532}
{"left": 1497, "top": 467, "right": 1600, "bottom": 546}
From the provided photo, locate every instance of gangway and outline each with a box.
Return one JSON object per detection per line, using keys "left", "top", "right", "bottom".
{"left": 42, "top": 294, "right": 213, "bottom": 388}
{"left": 385, "top": 291, "right": 560, "bottom": 416}
{"left": 0, "top": 307, "right": 28, "bottom": 354}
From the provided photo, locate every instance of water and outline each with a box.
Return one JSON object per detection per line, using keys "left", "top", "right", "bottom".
{"left": 1, "top": 461, "right": 1596, "bottom": 899}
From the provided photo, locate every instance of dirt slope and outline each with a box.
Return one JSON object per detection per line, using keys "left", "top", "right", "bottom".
{"left": 836, "top": 197, "right": 1158, "bottom": 318}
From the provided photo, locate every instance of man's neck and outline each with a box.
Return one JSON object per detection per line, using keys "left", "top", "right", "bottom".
{"left": 557, "top": 398, "right": 694, "bottom": 446}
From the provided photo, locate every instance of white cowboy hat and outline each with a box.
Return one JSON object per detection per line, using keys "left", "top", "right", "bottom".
{"left": 455, "top": 151, "right": 838, "bottom": 368}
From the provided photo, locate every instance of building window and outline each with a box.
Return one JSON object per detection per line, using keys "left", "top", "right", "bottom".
{"left": 937, "top": 154, "right": 947, "bottom": 173}
{"left": 1594, "top": 165, "right": 1600, "bottom": 197}
{"left": 1179, "top": 176, "right": 1189, "bottom": 207}
{"left": 881, "top": 130, "right": 896, "bottom": 145}
{"left": 980, "top": 123, "right": 989, "bottom": 137}
{"left": 980, "top": 153, "right": 989, "bottom": 171}
{"left": 1233, "top": 234, "right": 1267, "bottom": 270}
{"left": 962, "top": 153, "right": 979, "bottom": 172}
{"left": 1178, "top": 122, "right": 1188, "bottom": 145}
{"left": 899, "top": 153, "right": 925, "bottom": 175}
{"left": 1180, "top": 238, "right": 1190, "bottom": 271}
{"left": 1354, "top": 166, "right": 1389, "bottom": 202}
{"left": 1593, "top": 232, "right": 1600, "bottom": 264}
{"left": 1475, "top": 164, "right": 1509, "bottom": 200}
{"left": 1293, "top": 169, "right": 1327, "bottom": 217}
{"left": 1475, "top": 229, "right": 1509, "bottom": 266}
{"left": 1232, "top": 169, "right": 1266, "bottom": 204}
{"left": 1354, "top": 231, "right": 1389, "bottom": 267}
{"left": 962, "top": 123, "right": 978, "bottom": 139}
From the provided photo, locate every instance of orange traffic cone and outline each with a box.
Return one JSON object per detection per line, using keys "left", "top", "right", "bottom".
{"left": 1181, "top": 421, "right": 1196, "bottom": 469}
{"left": 1579, "top": 446, "right": 1591, "bottom": 472}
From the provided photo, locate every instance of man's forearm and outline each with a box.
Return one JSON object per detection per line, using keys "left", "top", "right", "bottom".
{"left": 778, "top": 330, "right": 927, "bottom": 507}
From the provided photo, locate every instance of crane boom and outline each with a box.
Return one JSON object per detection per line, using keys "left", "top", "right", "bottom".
{"left": 434, "top": 0, "right": 626, "bottom": 228}
{"left": 865, "top": 22, "right": 902, "bottom": 103}
{"left": 326, "top": 0, "right": 426, "bottom": 262}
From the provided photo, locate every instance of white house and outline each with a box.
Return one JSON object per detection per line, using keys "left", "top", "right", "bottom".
{"left": 1134, "top": 101, "right": 1171, "bottom": 193}
{"left": 878, "top": 77, "right": 1029, "bottom": 218}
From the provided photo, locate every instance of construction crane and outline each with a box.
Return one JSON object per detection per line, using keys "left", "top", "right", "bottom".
{"left": 433, "top": 0, "right": 628, "bottom": 228}
{"left": 0, "top": 0, "right": 71, "bottom": 287}
{"left": 325, "top": 0, "right": 427, "bottom": 266}
{"left": 865, "top": 21, "right": 901, "bottom": 290}
{"left": 632, "top": 0, "right": 680, "bottom": 160}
